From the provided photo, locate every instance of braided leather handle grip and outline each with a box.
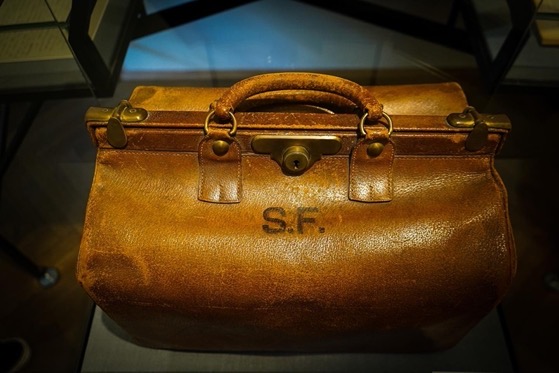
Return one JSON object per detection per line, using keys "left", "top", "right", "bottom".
{"left": 211, "top": 72, "right": 384, "bottom": 122}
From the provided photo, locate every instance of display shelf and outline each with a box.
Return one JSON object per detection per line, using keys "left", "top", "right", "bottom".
{"left": 466, "top": 0, "right": 559, "bottom": 90}
{"left": 0, "top": 0, "right": 143, "bottom": 100}
{"left": 80, "top": 306, "right": 515, "bottom": 373}
{"left": 533, "top": 0, "right": 559, "bottom": 46}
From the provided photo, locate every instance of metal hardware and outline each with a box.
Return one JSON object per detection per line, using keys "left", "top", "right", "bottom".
{"left": 282, "top": 146, "right": 310, "bottom": 173}
{"left": 367, "top": 142, "right": 385, "bottom": 157}
{"left": 85, "top": 104, "right": 148, "bottom": 123}
{"left": 359, "top": 111, "right": 393, "bottom": 136}
{"left": 447, "top": 107, "right": 511, "bottom": 152}
{"left": 464, "top": 119, "right": 489, "bottom": 152}
{"left": 212, "top": 140, "right": 230, "bottom": 156}
{"left": 85, "top": 101, "right": 148, "bottom": 149}
{"left": 204, "top": 110, "right": 237, "bottom": 136}
{"left": 252, "top": 135, "right": 342, "bottom": 175}
{"left": 446, "top": 108, "right": 511, "bottom": 129}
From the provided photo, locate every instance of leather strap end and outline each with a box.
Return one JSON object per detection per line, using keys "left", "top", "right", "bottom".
{"left": 198, "top": 131, "right": 242, "bottom": 203}
{"left": 349, "top": 127, "right": 394, "bottom": 203}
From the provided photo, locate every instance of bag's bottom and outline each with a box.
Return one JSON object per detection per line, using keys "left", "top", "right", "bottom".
{"left": 127, "top": 331, "right": 465, "bottom": 354}
{"left": 106, "top": 314, "right": 479, "bottom": 354}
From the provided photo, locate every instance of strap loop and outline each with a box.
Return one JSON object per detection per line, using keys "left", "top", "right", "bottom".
{"left": 204, "top": 109, "right": 238, "bottom": 137}
{"left": 359, "top": 111, "right": 393, "bottom": 137}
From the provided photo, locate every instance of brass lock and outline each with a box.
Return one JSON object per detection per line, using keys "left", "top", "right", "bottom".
{"left": 282, "top": 146, "right": 310, "bottom": 173}
{"left": 252, "top": 135, "right": 342, "bottom": 175}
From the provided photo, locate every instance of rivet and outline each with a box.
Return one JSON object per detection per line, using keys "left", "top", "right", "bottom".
{"left": 212, "top": 140, "right": 230, "bottom": 156}
{"left": 367, "top": 142, "right": 384, "bottom": 157}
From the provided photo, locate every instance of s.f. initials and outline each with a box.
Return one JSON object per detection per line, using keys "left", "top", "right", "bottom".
{"left": 262, "top": 207, "right": 325, "bottom": 234}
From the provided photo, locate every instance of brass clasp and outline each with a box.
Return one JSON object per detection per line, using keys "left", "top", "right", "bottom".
{"left": 85, "top": 101, "right": 148, "bottom": 148}
{"left": 252, "top": 135, "right": 342, "bottom": 175}
{"left": 447, "top": 107, "right": 511, "bottom": 151}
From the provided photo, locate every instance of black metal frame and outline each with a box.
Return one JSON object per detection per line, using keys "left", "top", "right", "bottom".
{"left": 296, "top": 0, "right": 545, "bottom": 93}
{"left": 0, "top": 0, "right": 144, "bottom": 283}
{"left": 296, "top": 0, "right": 473, "bottom": 54}
{"left": 460, "top": 0, "right": 540, "bottom": 92}
{"left": 128, "top": 0, "right": 547, "bottom": 92}
{"left": 0, "top": 0, "right": 144, "bottom": 100}
{"left": 133, "top": 0, "right": 259, "bottom": 40}
{"left": 0, "top": 0, "right": 547, "bottom": 99}
{"left": 68, "top": 0, "right": 144, "bottom": 98}
{"left": 0, "top": 101, "right": 59, "bottom": 288}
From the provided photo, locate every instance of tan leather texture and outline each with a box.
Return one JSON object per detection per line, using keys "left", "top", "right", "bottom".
{"left": 77, "top": 73, "right": 515, "bottom": 353}
{"left": 209, "top": 72, "right": 384, "bottom": 121}
{"left": 349, "top": 126, "right": 394, "bottom": 202}
{"left": 198, "top": 129, "right": 242, "bottom": 203}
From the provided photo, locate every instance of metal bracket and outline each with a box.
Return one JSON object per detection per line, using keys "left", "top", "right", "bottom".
{"left": 447, "top": 107, "right": 511, "bottom": 151}
{"left": 85, "top": 100, "right": 148, "bottom": 148}
{"left": 251, "top": 135, "right": 342, "bottom": 175}
{"left": 447, "top": 110, "right": 511, "bottom": 129}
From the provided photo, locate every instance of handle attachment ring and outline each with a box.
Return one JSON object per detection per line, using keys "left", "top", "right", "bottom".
{"left": 359, "top": 111, "right": 393, "bottom": 137}
{"left": 204, "top": 110, "right": 238, "bottom": 137}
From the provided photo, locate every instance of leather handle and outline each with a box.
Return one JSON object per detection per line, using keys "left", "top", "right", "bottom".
{"left": 211, "top": 72, "right": 384, "bottom": 122}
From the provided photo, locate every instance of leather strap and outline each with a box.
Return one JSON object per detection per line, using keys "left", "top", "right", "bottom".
{"left": 349, "top": 127, "right": 394, "bottom": 203}
{"left": 198, "top": 130, "right": 242, "bottom": 203}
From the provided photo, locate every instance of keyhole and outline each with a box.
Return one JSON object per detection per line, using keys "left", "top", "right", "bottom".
{"left": 282, "top": 146, "right": 310, "bottom": 174}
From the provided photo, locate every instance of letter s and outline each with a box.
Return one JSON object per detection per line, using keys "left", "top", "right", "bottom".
{"left": 262, "top": 207, "right": 287, "bottom": 233}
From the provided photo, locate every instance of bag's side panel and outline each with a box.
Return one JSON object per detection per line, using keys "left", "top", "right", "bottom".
{"left": 76, "top": 147, "right": 514, "bottom": 352}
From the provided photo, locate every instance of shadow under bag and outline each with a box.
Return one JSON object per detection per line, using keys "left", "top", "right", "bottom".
{"left": 76, "top": 72, "right": 516, "bottom": 353}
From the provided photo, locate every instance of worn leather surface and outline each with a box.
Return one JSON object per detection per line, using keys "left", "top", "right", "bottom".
{"left": 209, "top": 72, "right": 384, "bottom": 122}
{"left": 349, "top": 126, "right": 394, "bottom": 202}
{"left": 198, "top": 129, "right": 242, "bottom": 203}
{"left": 77, "top": 75, "right": 515, "bottom": 353}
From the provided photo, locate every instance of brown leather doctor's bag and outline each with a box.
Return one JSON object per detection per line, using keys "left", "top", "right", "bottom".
{"left": 77, "top": 72, "right": 516, "bottom": 353}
